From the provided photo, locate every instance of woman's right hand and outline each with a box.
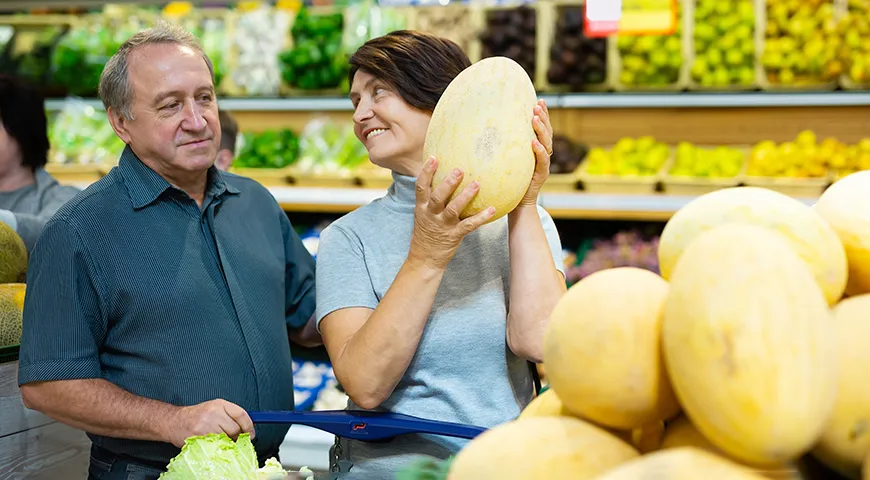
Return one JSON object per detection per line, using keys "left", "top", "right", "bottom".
{"left": 408, "top": 156, "right": 495, "bottom": 270}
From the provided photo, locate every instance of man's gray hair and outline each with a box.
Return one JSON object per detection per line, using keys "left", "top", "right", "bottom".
{"left": 98, "top": 21, "right": 215, "bottom": 120}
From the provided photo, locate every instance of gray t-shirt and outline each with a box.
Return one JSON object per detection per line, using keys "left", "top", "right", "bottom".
{"left": 315, "top": 172, "right": 564, "bottom": 478}
{"left": 0, "top": 168, "right": 80, "bottom": 252}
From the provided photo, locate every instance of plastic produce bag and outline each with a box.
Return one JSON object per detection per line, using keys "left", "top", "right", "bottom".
{"left": 341, "top": 0, "right": 408, "bottom": 55}
{"left": 295, "top": 117, "right": 368, "bottom": 175}
{"left": 48, "top": 98, "right": 125, "bottom": 165}
{"left": 232, "top": 5, "right": 291, "bottom": 96}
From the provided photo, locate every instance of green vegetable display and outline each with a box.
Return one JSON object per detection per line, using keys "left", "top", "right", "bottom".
{"left": 158, "top": 433, "right": 313, "bottom": 480}
{"left": 48, "top": 99, "right": 126, "bottom": 165}
{"left": 294, "top": 118, "right": 368, "bottom": 175}
{"left": 279, "top": 8, "right": 348, "bottom": 91}
{"left": 341, "top": 0, "right": 408, "bottom": 55}
{"left": 235, "top": 129, "right": 300, "bottom": 169}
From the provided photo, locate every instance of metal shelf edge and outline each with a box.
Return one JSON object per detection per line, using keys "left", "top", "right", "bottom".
{"left": 43, "top": 92, "right": 870, "bottom": 113}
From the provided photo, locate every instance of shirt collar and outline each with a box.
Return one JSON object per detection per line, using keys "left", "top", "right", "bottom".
{"left": 118, "top": 144, "right": 239, "bottom": 210}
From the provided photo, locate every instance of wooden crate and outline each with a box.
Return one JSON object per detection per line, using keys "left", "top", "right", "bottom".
{"left": 608, "top": 0, "right": 690, "bottom": 92}
{"left": 356, "top": 163, "right": 393, "bottom": 189}
{"left": 289, "top": 167, "right": 359, "bottom": 188}
{"left": 756, "top": 0, "right": 841, "bottom": 91}
{"left": 576, "top": 145, "right": 670, "bottom": 194}
{"left": 661, "top": 145, "right": 748, "bottom": 195}
{"left": 228, "top": 166, "right": 294, "bottom": 187}
{"left": 685, "top": 0, "right": 762, "bottom": 91}
{"left": 478, "top": 1, "right": 540, "bottom": 89}
{"left": 743, "top": 175, "right": 829, "bottom": 197}
{"left": 536, "top": 0, "right": 612, "bottom": 93}
{"left": 407, "top": 4, "right": 483, "bottom": 63}
{"left": 837, "top": 0, "right": 870, "bottom": 90}
{"left": 45, "top": 163, "right": 104, "bottom": 184}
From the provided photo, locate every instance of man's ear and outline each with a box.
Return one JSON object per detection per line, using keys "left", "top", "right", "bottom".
{"left": 106, "top": 107, "right": 133, "bottom": 144}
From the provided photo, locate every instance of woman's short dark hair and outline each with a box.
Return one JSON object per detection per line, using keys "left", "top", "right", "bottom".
{"left": 348, "top": 30, "right": 471, "bottom": 112}
{"left": 0, "top": 75, "right": 49, "bottom": 171}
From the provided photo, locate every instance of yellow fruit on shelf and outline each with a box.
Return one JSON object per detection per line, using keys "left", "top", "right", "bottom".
{"left": 447, "top": 416, "right": 639, "bottom": 480}
{"left": 762, "top": 0, "right": 842, "bottom": 86}
{"left": 746, "top": 131, "right": 832, "bottom": 178}
{"left": 662, "top": 223, "right": 837, "bottom": 466}
{"left": 658, "top": 186, "right": 847, "bottom": 305}
{"left": 811, "top": 294, "right": 870, "bottom": 479}
{"left": 671, "top": 142, "right": 744, "bottom": 178}
{"left": 543, "top": 267, "right": 680, "bottom": 430}
{"left": 594, "top": 447, "right": 769, "bottom": 480}
{"left": 616, "top": 2, "right": 683, "bottom": 87}
{"left": 692, "top": 0, "right": 757, "bottom": 87}
{"left": 584, "top": 136, "right": 670, "bottom": 176}
{"left": 839, "top": 1, "right": 870, "bottom": 85}
{"left": 814, "top": 170, "right": 870, "bottom": 296}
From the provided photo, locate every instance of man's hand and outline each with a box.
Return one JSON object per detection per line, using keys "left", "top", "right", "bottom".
{"left": 517, "top": 99, "right": 555, "bottom": 209}
{"left": 167, "top": 399, "right": 255, "bottom": 447}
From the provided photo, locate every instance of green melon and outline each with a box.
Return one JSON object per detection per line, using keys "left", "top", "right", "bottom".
{"left": 0, "top": 283, "right": 25, "bottom": 347}
{"left": 0, "top": 221, "right": 27, "bottom": 283}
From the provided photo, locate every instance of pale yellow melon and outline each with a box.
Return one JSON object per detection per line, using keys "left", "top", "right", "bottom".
{"left": 425, "top": 56, "right": 537, "bottom": 223}
{"left": 812, "top": 294, "right": 870, "bottom": 479}
{"left": 662, "top": 223, "right": 837, "bottom": 466}
{"left": 0, "top": 222, "right": 27, "bottom": 283}
{"left": 814, "top": 171, "right": 870, "bottom": 297}
{"left": 661, "top": 416, "right": 803, "bottom": 480}
{"left": 447, "top": 416, "right": 639, "bottom": 480}
{"left": 658, "top": 186, "right": 847, "bottom": 305}
{"left": 0, "top": 283, "right": 25, "bottom": 347}
{"left": 543, "top": 267, "right": 680, "bottom": 430}
{"left": 594, "top": 447, "right": 769, "bottom": 480}
{"left": 518, "top": 387, "right": 570, "bottom": 419}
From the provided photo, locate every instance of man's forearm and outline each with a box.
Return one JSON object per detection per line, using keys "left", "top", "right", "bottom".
{"left": 506, "top": 205, "right": 567, "bottom": 363}
{"left": 20, "top": 378, "right": 179, "bottom": 443}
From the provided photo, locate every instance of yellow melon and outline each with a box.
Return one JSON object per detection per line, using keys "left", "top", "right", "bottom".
{"left": 0, "top": 222, "right": 27, "bottom": 283}
{"left": 864, "top": 453, "right": 870, "bottom": 480}
{"left": 518, "top": 387, "right": 570, "bottom": 419}
{"left": 812, "top": 294, "right": 870, "bottom": 479}
{"left": 0, "top": 283, "right": 25, "bottom": 347}
{"left": 661, "top": 416, "right": 803, "bottom": 480}
{"left": 543, "top": 267, "right": 680, "bottom": 430}
{"left": 814, "top": 171, "right": 870, "bottom": 297}
{"left": 447, "top": 416, "right": 639, "bottom": 480}
{"left": 662, "top": 223, "right": 837, "bottom": 466}
{"left": 594, "top": 447, "right": 769, "bottom": 480}
{"left": 425, "top": 56, "right": 537, "bottom": 223}
{"left": 658, "top": 186, "right": 847, "bottom": 305}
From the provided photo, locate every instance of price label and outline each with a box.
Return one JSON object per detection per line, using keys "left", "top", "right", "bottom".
{"left": 585, "top": 0, "right": 678, "bottom": 38}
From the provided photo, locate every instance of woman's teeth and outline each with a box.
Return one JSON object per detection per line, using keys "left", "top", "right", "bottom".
{"left": 366, "top": 128, "right": 388, "bottom": 140}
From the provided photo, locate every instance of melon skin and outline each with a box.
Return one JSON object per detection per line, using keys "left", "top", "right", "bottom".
{"left": 662, "top": 223, "right": 837, "bottom": 467}
{"left": 0, "top": 283, "right": 25, "bottom": 347}
{"left": 424, "top": 56, "right": 537, "bottom": 223}
{"left": 594, "top": 447, "right": 769, "bottom": 480}
{"left": 812, "top": 294, "right": 870, "bottom": 479}
{"left": 661, "top": 416, "right": 802, "bottom": 479}
{"left": 814, "top": 171, "right": 870, "bottom": 297}
{"left": 518, "top": 387, "right": 571, "bottom": 420}
{"left": 658, "top": 186, "right": 847, "bottom": 305}
{"left": 447, "top": 416, "right": 639, "bottom": 480}
{"left": 0, "top": 222, "right": 27, "bottom": 283}
{"left": 543, "top": 267, "right": 681, "bottom": 430}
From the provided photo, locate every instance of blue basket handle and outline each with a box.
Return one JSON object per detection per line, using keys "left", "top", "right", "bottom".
{"left": 247, "top": 409, "right": 487, "bottom": 442}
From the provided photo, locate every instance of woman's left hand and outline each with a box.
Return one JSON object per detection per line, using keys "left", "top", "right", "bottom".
{"left": 517, "top": 99, "right": 554, "bottom": 208}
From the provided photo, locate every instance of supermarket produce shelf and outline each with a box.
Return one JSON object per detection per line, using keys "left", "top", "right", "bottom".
{"left": 43, "top": 91, "right": 870, "bottom": 113}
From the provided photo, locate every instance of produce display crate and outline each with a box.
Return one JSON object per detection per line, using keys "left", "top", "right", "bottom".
{"left": 685, "top": 0, "right": 761, "bottom": 91}
{"left": 45, "top": 163, "right": 104, "bottom": 183}
{"left": 742, "top": 174, "right": 830, "bottom": 197}
{"left": 478, "top": 2, "right": 540, "bottom": 89}
{"left": 660, "top": 145, "right": 749, "bottom": 195}
{"left": 576, "top": 149, "right": 670, "bottom": 195}
{"left": 541, "top": 166, "right": 582, "bottom": 193}
{"left": 536, "top": 0, "right": 612, "bottom": 93}
{"left": 223, "top": 5, "right": 288, "bottom": 98}
{"left": 161, "top": 7, "right": 236, "bottom": 96}
{"left": 756, "top": 0, "right": 841, "bottom": 91}
{"left": 407, "top": 4, "right": 483, "bottom": 64}
{"left": 608, "top": 0, "right": 690, "bottom": 92}
{"left": 228, "top": 166, "right": 294, "bottom": 187}
{"left": 837, "top": 0, "right": 870, "bottom": 91}
{"left": 289, "top": 167, "right": 359, "bottom": 188}
{"left": 355, "top": 163, "right": 393, "bottom": 189}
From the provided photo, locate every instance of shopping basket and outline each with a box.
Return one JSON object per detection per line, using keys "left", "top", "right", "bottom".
{"left": 247, "top": 409, "right": 487, "bottom": 478}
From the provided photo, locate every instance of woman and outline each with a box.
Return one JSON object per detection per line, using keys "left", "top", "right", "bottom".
{"left": 0, "top": 74, "right": 80, "bottom": 253}
{"left": 315, "top": 30, "right": 566, "bottom": 478}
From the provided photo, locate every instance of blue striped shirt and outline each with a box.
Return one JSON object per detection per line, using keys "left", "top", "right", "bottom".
{"left": 18, "top": 145, "right": 316, "bottom": 466}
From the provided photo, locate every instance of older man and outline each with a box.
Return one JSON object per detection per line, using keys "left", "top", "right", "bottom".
{"left": 17, "top": 22, "right": 320, "bottom": 479}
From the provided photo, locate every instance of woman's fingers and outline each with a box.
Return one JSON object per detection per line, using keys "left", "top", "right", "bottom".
{"left": 536, "top": 99, "right": 554, "bottom": 138}
{"left": 458, "top": 206, "right": 496, "bottom": 236}
{"left": 533, "top": 114, "right": 551, "bottom": 156}
{"left": 532, "top": 138, "right": 551, "bottom": 176}
{"left": 429, "top": 167, "right": 464, "bottom": 212}
{"left": 443, "top": 179, "right": 480, "bottom": 219}
{"left": 415, "top": 156, "right": 437, "bottom": 206}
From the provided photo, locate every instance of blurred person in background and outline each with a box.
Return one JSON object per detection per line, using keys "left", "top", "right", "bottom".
{"left": 215, "top": 109, "right": 238, "bottom": 171}
{"left": 0, "top": 74, "right": 80, "bottom": 252}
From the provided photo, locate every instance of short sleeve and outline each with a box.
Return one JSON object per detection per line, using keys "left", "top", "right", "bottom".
{"left": 537, "top": 205, "right": 565, "bottom": 276}
{"left": 18, "top": 218, "right": 106, "bottom": 386}
{"left": 280, "top": 213, "right": 317, "bottom": 330}
{"left": 314, "top": 223, "right": 379, "bottom": 332}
